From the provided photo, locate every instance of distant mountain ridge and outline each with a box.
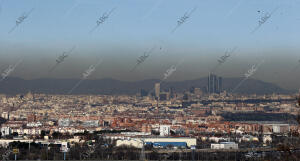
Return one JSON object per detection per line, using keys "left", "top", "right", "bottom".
{"left": 0, "top": 77, "right": 294, "bottom": 95}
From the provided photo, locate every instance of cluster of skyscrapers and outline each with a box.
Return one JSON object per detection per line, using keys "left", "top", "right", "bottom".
{"left": 207, "top": 73, "right": 223, "bottom": 94}
{"left": 140, "top": 73, "right": 223, "bottom": 99}
{"left": 139, "top": 82, "right": 175, "bottom": 101}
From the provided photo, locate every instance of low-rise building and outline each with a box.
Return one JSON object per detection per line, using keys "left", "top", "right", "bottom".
{"left": 116, "top": 137, "right": 196, "bottom": 148}
{"left": 211, "top": 142, "right": 238, "bottom": 150}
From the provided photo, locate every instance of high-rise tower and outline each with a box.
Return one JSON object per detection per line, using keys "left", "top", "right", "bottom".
{"left": 208, "top": 73, "right": 222, "bottom": 94}
{"left": 154, "top": 83, "right": 160, "bottom": 99}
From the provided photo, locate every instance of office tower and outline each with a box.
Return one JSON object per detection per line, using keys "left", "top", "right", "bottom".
{"left": 159, "top": 92, "right": 170, "bottom": 101}
{"left": 218, "top": 77, "right": 222, "bottom": 93}
{"left": 140, "top": 89, "right": 148, "bottom": 97}
{"left": 190, "top": 86, "right": 195, "bottom": 93}
{"left": 169, "top": 87, "right": 175, "bottom": 98}
{"left": 183, "top": 92, "right": 189, "bottom": 100}
{"left": 208, "top": 73, "right": 216, "bottom": 94}
{"left": 208, "top": 73, "right": 223, "bottom": 94}
{"left": 155, "top": 83, "right": 160, "bottom": 99}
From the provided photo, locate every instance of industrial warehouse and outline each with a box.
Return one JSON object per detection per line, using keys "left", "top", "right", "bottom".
{"left": 116, "top": 137, "right": 197, "bottom": 149}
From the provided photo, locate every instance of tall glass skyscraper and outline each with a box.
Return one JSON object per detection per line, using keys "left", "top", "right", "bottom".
{"left": 155, "top": 83, "right": 160, "bottom": 99}
{"left": 208, "top": 73, "right": 222, "bottom": 94}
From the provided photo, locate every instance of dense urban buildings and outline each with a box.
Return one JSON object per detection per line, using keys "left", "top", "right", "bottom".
{"left": 0, "top": 87, "right": 299, "bottom": 160}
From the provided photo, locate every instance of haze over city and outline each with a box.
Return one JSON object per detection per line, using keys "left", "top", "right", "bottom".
{"left": 0, "top": 0, "right": 299, "bottom": 90}
{"left": 1, "top": 1, "right": 300, "bottom": 161}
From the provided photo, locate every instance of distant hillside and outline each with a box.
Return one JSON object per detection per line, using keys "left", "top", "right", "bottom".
{"left": 0, "top": 77, "right": 294, "bottom": 95}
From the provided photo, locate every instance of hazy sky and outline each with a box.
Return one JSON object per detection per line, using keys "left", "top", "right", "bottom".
{"left": 0, "top": 0, "right": 299, "bottom": 90}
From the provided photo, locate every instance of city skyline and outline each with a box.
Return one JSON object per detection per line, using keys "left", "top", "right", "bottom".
{"left": 1, "top": 1, "right": 300, "bottom": 160}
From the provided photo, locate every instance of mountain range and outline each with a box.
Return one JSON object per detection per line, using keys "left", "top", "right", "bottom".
{"left": 0, "top": 77, "right": 295, "bottom": 95}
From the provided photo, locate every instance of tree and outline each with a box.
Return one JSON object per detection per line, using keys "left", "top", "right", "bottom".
{"left": 166, "top": 144, "right": 174, "bottom": 149}
{"left": 40, "top": 130, "right": 46, "bottom": 139}
{"left": 12, "top": 132, "right": 18, "bottom": 137}
{"left": 51, "top": 132, "right": 62, "bottom": 139}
